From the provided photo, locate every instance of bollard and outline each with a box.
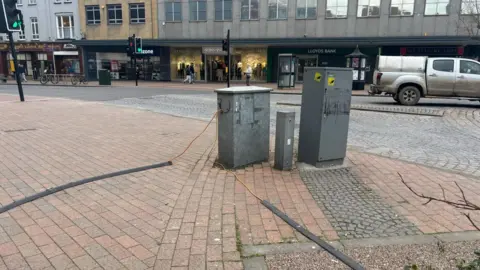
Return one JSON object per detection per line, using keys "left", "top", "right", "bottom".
{"left": 274, "top": 111, "right": 295, "bottom": 170}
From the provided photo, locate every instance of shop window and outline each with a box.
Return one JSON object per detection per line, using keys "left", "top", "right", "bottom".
{"left": 190, "top": 0, "right": 207, "bottom": 21}
{"left": 130, "top": 3, "right": 146, "bottom": 24}
{"left": 357, "top": 0, "right": 380, "bottom": 17}
{"left": 425, "top": 0, "right": 449, "bottom": 15}
{"left": 390, "top": 0, "right": 414, "bottom": 16}
{"left": 31, "top": 17, "right": 39, "bottom": 40}
{"left": 56, "top": 14, "right": 74, "bottom": 39}
{"left": 241, "top": 0, "right": 259, "bottom": 20}
{"left": 326, "top": 0, "right": 348, "bottom": 18}
{"left": 86, "top": 5, "right": 101, "bottom": 25}
{"left": 108, "top": 4, "right": 123, "bottom": 24}
{"left": 166, "top": 1, "right": 182, "bottom": 22}
{"left": 296, "top": 0, "right": 317, "bottom": 19}
{"left": 170, "top": 48, "right": 202, "bottom": 80}
{"left": 215, "top": 0, "right": 232, "bottom": 21}
{"left": 268, "top": 0, "right": 288, "bottom": 19}
{"left": 461, "top": 0, "right": 480, "bottom": 14}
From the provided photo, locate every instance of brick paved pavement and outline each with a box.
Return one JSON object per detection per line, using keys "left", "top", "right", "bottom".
{"left": 1, "top": 93, "right": 480, "bottom": 270}
{"left": 0, "top": 95, "right": 336, "bottom": 270}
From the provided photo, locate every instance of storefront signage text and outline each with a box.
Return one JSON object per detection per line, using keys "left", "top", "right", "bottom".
{"left": 308, "top": 48, "right": 337, "bottom": 54}
{"left": 140, "top": 49, "right": 154, "bottom": 54}
{"left": 0, "top": 43, "right": 63, "bottom": 52}
{"left": 401, "top": 47, "right": 460, "bottom": 56}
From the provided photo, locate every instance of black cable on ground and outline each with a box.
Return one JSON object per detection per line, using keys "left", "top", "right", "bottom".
{"left": 0, "top": 161, "right": 172, "bottom": 215}
{"left": 261, "top": 200, "right": 365, "bottom": 270}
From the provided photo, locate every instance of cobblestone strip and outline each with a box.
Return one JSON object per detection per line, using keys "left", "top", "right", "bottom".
{"left": 300, "top": 168, "right": 420, "bottom": 239}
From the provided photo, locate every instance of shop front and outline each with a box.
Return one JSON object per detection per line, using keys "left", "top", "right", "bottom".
{"left": 170, "top": 47, "right": 203, "bottom": 81}
{"left": 0, "top": 42, "right": 81, "bottom": 79}
{"left": 169, "top": 46, "right": 267, "bottom": 83}
{"left": 267, "top": 46, "right": 378, "bottom": 84}
{"left": 82, "top": 45, "right": 170, "bottom": 81}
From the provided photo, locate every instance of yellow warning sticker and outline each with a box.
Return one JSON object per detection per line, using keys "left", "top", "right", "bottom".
{"left": 328, "top": 75, "right": 335, "bottom": 86}
{"left": 314, "top": 72, "right": 322, "bottom": 82}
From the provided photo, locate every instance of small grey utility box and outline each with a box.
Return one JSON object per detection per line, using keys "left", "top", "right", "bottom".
{"left": 275, "top": 111, "right": 295, "bottom": 171}
{"left": 297, "top": 67, "right": 353, "bottom": 168}
{"left": 215, "top": 86, "right": 273, "bottom": 169}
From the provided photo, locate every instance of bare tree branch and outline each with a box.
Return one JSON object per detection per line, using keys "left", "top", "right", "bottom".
{"left": 398, "top": 172, "right": 480, "bottom": 230}
{"left": 463, "top": 212, "right": 480, "bottom": 231}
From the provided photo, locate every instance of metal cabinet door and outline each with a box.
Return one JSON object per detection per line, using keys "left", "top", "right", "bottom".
{"left": 426, "top": 59, "right": 456, "bottom": 96}
{"left": 455, "top": 60, "right": 480, "bottom": 98}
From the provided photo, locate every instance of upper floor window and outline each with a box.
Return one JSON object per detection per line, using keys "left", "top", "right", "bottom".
{"left": 357, "top": 0, "right": 381, "bottom": 17}
{"left": 17, "top": 0, "right": 22, "bottom": 6}
{"left": 461, "top": 0, "right": 480, "bottom": 14}
{"left": 31, "top": 17, "right": 39, "bottom": 40}
{"left": 391, "top": 0, "right": 414, "bottom": 16}
{"left": 129, "top": 3, "right": 145, "bottom": 24}
{"left": 326, "top": 0, "right": 348, "bottom": 18}
{"left": 241, "top": 0, "right": 259, "bottom": 20}
{"left": 64, "top": 0, "right": 72, "bottom": 3}
{"left": 86, "top": 5, "right": 101, "bottom": 25}
{"left": 56, "top": 14, "right": 74, "bottom": 39}
{"left": 425, "top": 0, "right": 449, "bottom": 15}
{"left": 29, "top": 0, "right": 37, "bottom": 5}
{"left": 296, "top": 0, "right": 317, "bottom": 19}
{"left": 268, "top": 0, "right": 288, "bottom": 19}
{"left": 215, "top": 0, "right": 232, "bottom": 20}
{"left": 53, "top": 0, "right": 60, "bottom": 3}
{"left": 166, "top": 1, "right": 182, "bottom": 22}
{"left": 107, "top": 4, "right": 123, "bottom": 24}
{"left": 190, "top": 0, "right": 207, "bottom": 21}
{"left": 18, "top": 28, "right": 25, "bottom": 40}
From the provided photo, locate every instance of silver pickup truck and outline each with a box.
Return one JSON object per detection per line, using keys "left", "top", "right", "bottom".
{"left": 369, "top": 56, "right": 480, "bottom": 105}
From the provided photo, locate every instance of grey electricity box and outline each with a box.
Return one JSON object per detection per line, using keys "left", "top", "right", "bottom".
{"left": 297, "top": 67, "right": 353, "bottom": 168}
{"left": 215, "top": 86, "right": 273, "bottom": 169}
{"left": 275, "top": 111, "right": 295, "bottom": 171}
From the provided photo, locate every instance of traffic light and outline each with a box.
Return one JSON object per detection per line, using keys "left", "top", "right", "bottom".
{"left": 126, "top": 36, "right": 134, "bottom": 56}
{"left": 0, "top": 0, "right": 22, "bottom": 33}
{"left": 222, "top": 39, "right": 228, "bottom": 52}
{"left": 135, "top": 37, "right": 142, "bottom": 54}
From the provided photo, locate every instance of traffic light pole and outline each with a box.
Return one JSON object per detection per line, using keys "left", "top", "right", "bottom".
{"left": 134, "top": 56, "right": 138, "bottom": 86}
{"left": 8, "top": 31, "right": 24, "bottom": 102}
{"left": 227, "top": 29, "right": 230, "bottom": 88}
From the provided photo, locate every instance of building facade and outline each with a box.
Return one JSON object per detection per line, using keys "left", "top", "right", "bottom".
{"left": 77, "top": 0, "right": 163, "bottom": 81}
{"left": 75, "top": 0, "right": 480, "bottom": 84}
{"left": 0, "top": 0, "right": 82, "bottom": 78}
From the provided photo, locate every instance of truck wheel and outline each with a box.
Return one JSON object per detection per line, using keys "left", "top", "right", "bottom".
{"left": 398, "top": 86, "right": 421, "bottom": 106}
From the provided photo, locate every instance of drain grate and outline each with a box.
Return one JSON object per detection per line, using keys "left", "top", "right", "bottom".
{"left": 3, "top": 128, "right": 37, "bottom": 133}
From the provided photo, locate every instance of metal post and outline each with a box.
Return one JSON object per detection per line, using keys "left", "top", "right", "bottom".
{"left": 132, "top": 34, "right": 138, "bottom": 86}
{"left": 227, "top": 29, "right": 230, "bottom": 88}
{"left": 8, "top": 31, "right": 25, "bottom": 102}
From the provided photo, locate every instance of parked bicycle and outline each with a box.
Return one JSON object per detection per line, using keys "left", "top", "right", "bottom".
{"left": 40, "top": 74, "right": 59, "bottom": 85}
{"left": 71, "top": 74, "right": 88, "bottom": 85}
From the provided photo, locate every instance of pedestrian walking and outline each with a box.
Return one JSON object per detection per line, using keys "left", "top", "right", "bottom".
{"left": 245, "top": 65, "right": 252, "bottom": 86}
{"left": 183, "top": 65, "right": 191, "bottom": 84}
{"left": 189, "top": 63, "right": 195, "bottom": 84}
{"left": 18, "top": 64, "right": 27, "bottom": 82}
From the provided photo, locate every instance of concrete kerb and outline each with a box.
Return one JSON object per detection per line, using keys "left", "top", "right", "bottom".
{"left": 242, "top": 231, "right": 480, "bottom": 269}
{"left": 276, "top": 102, "right": 445, "bottom": 117}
